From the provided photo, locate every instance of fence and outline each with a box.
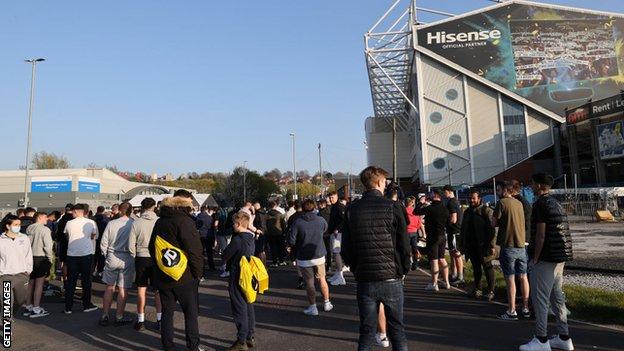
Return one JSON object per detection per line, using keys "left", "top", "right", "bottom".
{"left": 553, "top": 191, "right": 623, "bottom": 222}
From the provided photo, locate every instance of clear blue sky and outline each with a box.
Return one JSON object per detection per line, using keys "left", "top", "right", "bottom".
{"left": 2, "top": 0, "right": 619, "bottom": 176}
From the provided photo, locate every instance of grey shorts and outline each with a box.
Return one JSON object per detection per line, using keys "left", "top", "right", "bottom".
{"left": 102, "top": 253, "right": 135, "bottom": 288}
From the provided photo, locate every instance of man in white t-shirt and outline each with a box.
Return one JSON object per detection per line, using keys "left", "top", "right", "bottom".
{"left": 63, "top": 203, "right": 99, "bottom": 314}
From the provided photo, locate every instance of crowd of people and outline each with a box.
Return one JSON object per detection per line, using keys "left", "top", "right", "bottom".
{"left": 0, "top": 167, "right": 574, "bottom": 351}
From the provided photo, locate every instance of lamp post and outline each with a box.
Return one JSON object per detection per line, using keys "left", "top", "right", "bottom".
{"left": 243, "top": 160, "right": 248, "bottom": 203}
{"left": 290, "top": 133, "right": 297, "bottom": 200}
{"left": 23, "top": 58, "right": 45, "bottom": 207}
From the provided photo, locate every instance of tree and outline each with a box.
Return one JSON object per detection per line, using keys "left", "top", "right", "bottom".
{"left": 263, "top": 168, "right": 282, "bottom": 181}
{"left": 296, "top": 170, "right": 310, "bottom": 179}
{"left": 221, "top": 167, "right": 280, "bottom": 206}
{"left": 30, "top": 151, "right": 71, "bottom": 169}
{"left": 284, "top": 182, "right": 321, "bottom": 200}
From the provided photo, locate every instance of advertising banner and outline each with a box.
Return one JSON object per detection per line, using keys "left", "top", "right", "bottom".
{"left": 597, "top": 120, "right": 624, "bottom": 160}
{"left": 78, "top": 177, "right": 101, "bottom": 193}
{"left": 30, "top": 176, "right": 72, "bottom": 193}
{"left": 417, "top": 2, "right": 624, "bottom": 116}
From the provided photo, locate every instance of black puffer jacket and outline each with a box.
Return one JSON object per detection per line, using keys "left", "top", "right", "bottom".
{"left": 342, "top": 190, "right": 410, "bottom": 282}
{"left": 148, "top": 196, "right": 204, "bottom": 290}
{"left": 529, "top": 193, "right": 573, "bottom": 263}
{"left": 328, "top": 202, "right": 346, "bottom": 234}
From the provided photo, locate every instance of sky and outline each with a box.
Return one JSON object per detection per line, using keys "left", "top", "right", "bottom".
{"left": 2, "top": 0, "right": 620, "bottom": 176}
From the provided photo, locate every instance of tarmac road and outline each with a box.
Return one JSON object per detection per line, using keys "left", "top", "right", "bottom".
{"left": 10, "top": 263, "right": 624, "bottom": 351}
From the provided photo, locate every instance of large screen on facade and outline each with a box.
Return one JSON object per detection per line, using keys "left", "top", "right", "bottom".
{"left": 416, "top": 2, "right": 624, "bottom": 116}
{"left": 597, "top": 120, "right": 624, "bottom": 160}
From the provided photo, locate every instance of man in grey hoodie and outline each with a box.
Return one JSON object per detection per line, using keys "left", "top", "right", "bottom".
{"left": 99, "top": 202, "right": 135, "bottom": 326}
{"left": 24, "top": 212, "right": 54, "bottom": 318}
{"left": 129, "top": 197, "right": 162, "bottom": 331}
{"left": 287, "top": 199, "right": 333, "bottom": 316}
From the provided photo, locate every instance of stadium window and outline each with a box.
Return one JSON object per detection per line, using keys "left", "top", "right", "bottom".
{"left": 433, "top": 158, "right": 446, "bottom": 170}
{"left": 501, "top": 97, "right": 528, "bottom": 166}
{"left": 446, "top": 88, "right": 458, "bottom": 101}
{"left": 429, "top": 111, "right": 443, "bottom": 124}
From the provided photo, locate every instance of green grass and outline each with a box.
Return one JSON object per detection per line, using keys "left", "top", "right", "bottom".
{"left": 563, "top": 285, "right": 624, "bottom": 325}
{"left": 421, "top": 257, "right": 624, "bottom": 326}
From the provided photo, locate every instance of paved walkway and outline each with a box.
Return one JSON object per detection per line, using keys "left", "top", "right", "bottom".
{"left": 10, "top": 265, "right": 624, "bottom": 351}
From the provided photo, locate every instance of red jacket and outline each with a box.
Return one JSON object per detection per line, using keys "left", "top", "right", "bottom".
{"left": 406, "top": 206, "right": 422, "bottom": 234}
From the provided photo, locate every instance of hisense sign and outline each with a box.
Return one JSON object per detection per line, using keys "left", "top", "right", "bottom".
{"left": 425, "top": 29, "right": 501, "bottom": 47}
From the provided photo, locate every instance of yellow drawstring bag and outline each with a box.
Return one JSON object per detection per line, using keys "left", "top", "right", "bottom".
{"left": 239, "top": 257, "right": 257, "bottom": 303}
{"left": 154, "top": 235, "right": 188, "bottom": 281}
{"left": 249, "top": 256, "right": 269, "bottom": 294}
{"left": 239, "top": 256, "right": 270, "bottom": 303}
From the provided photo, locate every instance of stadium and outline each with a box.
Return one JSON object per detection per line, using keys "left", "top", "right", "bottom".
{"left": 364, "top": 0, "right": 624, "bottom": 190}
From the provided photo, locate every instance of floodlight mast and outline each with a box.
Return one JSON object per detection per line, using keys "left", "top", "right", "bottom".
{"left": 23, "top": 58, "right": 45, "bottom": 207}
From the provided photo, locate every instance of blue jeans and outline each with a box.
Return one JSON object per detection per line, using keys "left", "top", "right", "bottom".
{"left": 356, "top": 279, "right": 408, "bottom": 351}
{"left": 499, "top": 247, "right": 528, "bottom": 277}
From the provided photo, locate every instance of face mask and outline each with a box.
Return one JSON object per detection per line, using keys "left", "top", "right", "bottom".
{"left": 10, "top": 226, "right": 20, "bottom": 234}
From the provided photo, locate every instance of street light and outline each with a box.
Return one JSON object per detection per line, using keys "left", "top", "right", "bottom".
{"left": 243, "top": 160, "right": 248, "bottom": 203}
{"left": 290, "top": 133, "right": 297, "bottom": 200}
{"left": 23, "top": 58, "right": 45, "bottom": 207}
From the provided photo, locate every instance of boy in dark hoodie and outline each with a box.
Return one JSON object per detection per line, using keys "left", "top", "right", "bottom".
{"left": 222, "top": 211, "right": 256, "bottom": 351}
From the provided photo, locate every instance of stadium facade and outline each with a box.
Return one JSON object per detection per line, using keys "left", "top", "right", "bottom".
{"left": 365, "top": 0, "right": 624, "bottom": 189}
{"left": 0, "top": 168, "right": 181, "bottom": 212}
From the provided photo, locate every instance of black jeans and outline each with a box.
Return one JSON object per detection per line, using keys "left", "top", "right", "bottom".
{"left": 323, "top": 235, "right": 332, "bottom": 269}
{"left": 201, "top": 235, "right": 216, "bottom": 270}
{"left": 267, "top": 235, "right": 284, "bottom": 263}
{"left": 229, "top": 277, "right": 255, "bottom": 342}
{"left": 94, "top": 239, "right": 105, "bottom": 274}
{"left": 64, "top": 255, "right": 94, "bottom": 310}
{"left": 356, "top": 279, "right": 408, "bottom": 351}
{"left": 159, "top": 279, "right": 200, "bottom": 351}
{"left": 470, "top": 257, "right": 495, "bottom": 292}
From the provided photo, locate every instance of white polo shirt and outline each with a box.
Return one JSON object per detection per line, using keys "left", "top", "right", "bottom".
{"left": 65, "top": 217, "right": 98, "bottom": 257}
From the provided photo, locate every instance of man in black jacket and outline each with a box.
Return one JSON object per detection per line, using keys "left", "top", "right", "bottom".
{"left": 55, "top": 204, "right": 74, "bottom": 284}
{"left": 520, "top": 174, "right": 574, "bottom": 351}
{"left": 342, "top": 166, "right": 410, "bottom": 351}
{"left": 327, "top": 191, "right": 346, "bottom": 284}
{"left": 265, "top": 201, "right": 286, "bottom": 266}
{"left": 415, "top": 189, "right": 450, "bottom": 291}
{"left": 148, "top": 190, "right": 205, "bottom": 351}
{"left": 317, "top": 199, "right": 332, "bottom": 271}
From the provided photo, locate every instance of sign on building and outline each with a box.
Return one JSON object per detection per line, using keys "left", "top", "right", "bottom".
{"left": 78, "top": 177, "right": 101, "bottom": 193}
{"left": 597, "top": 120, "right": 624, "bottom": 160}
{"left": 30, "top": 177, "right": 72, "bottom": 193}
{"left": 417, "top": 2, "right": 624, "bottom": 116}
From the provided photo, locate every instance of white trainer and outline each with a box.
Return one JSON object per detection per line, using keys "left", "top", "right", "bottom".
{"left": 303, "top": 304, "right": 319, "bottom": 316}
{"left": 519, "top": 336, "right": 552, "bottom": 351}
{"left": 323, "top": 300, "right": 334, "bottom": 312}
{"left": 330, "top": 274, "right": 346, "bottom": 286}
{"left": 548, "top": 335, "right": 574, "bottom": 351}
{"left": 425, "top": 283, "right": 439, "bottom": 291}
{"left": 375, "top": 333, "right": 390, "bottom": 348}
{"left": 29, "top": 307, "right": 50, "bottom": 318}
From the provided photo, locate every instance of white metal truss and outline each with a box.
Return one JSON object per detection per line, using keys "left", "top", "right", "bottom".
{"left": 365, "top": 1, "right": 459, "bottom": 132}
{"left": 365, "top": 0, "right": 416, "bottom": 132}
